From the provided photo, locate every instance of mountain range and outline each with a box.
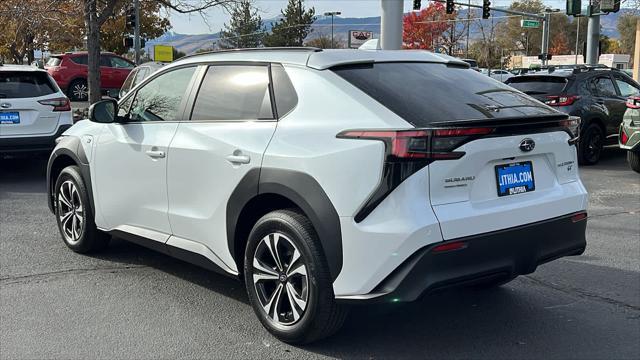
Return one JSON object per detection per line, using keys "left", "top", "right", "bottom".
{"left": 146, "top": 9, "right": 629, "bottom": 55}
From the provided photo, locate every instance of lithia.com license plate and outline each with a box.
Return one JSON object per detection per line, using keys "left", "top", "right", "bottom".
{"left": 495, "top": 161, "right": 535, "bottom": 197}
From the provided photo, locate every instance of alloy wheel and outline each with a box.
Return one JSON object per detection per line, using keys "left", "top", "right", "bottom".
{"left": 586, "top": 131, "right": 603, "bottom": 163}
{"left": 58, "top": 180, "right": 84, "bottom": 245}
{"left": 252, "top": 232, "right": 309, "bottom": 326}
{"left": 72, "top": 83, "right": 88, "bottom": 100}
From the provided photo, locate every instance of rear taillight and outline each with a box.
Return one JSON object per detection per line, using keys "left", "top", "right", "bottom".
{"left": 38, "top": 97, "right": 71, "bottom": 112}
{"left": 338, "top": 127, "right": 494, "bottom": 161}
{"left": 338, "top": 127, "right": 494, "bottom": 222}
{"left": 559, "top": 116, "right": 581, "bottom": 144}
{"left": 627, "top": 96, "right": 640, "bottom": 109}
{"left": 545, "top": 95, "right": 580, "bottom": 106}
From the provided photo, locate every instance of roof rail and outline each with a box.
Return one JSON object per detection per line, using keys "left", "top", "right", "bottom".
{"left": 179, "top": 47, "right": 323, "bottom": 61}
{"left": 572, "top": 64, "right": 617, "bottom": 74}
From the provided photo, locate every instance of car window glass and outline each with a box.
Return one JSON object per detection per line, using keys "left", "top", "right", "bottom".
{"left": 70, "top": 56, "right": 88, "bottom": 65}
{"left": 334, "top": 62, "right": 556, "bottom": 125}
{"left": 134, "top": 68, "right": 149, "bottom": 85}
{"left": 128, "top": 66, "right": 196, "bottom": 122}
{"left": 100, "top": 56, "right": 112, "bottom": 67}
{"left": 271, "top": 63, "right": 298, "bottom": 117}
{"left": 191, "top": 65, "right": 273, "bottom": 121}
{"left": 615, "top": 78, "right": 639, "bottom": 97}
{"left": 111, "top": 56, "right": 134, "bottom": 69}
{"left": 46, "top": 57, "right": 62, "bottom": 66}
{"left": 0, "top": 71, "right": 57, "bottom": 98}
{"left": 592, "top": 76, "right": 617, "bottom": 97}
{"left": 120, "top": 69, "right": 137, "bottom": 93}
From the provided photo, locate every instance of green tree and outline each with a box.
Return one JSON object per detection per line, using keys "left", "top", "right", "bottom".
{"left": 495, "top": 0, "right": 545, "bottom": 56}
{"left": 219, "top": 1, "right": 265, "bottom": 49}
{"left": 264, "top": 0, "right": 315, "bottom": 47}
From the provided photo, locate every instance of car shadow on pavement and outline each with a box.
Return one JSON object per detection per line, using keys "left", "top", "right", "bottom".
{"left": 90, "top": 237, "right": 250, "bottom": 304}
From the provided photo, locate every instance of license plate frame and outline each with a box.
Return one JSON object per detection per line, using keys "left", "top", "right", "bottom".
{"left": 495, "top": 161, "right": 536, "bottom": 197}
{"left": 0, "top": 112, "right": 20, "bottom": 124}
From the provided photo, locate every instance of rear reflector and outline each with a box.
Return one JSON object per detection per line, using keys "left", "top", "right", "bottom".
{"left": 621, "top": 130, "right": 629, "bottom": 145}
{"left": 571, "top": 212, "right": 587, "bottom": 222}
{"left": 432, "top": 241, "right": 467, "bottom": 253}
{"left": 38, "top": 97, "right": 71, "bottom": 112}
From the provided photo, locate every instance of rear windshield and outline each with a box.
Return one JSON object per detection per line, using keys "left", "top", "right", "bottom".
{"left": 0, "top": 71, "right": 57, "bottom": 99}
{"left": 46, "top": 57, "right": 62, "bottom": 67}
{"left": 506, "top": 76, "right": 568, "bottom": 95}
{"left": 332, "top": 62, "right": 556, "bottom": 126}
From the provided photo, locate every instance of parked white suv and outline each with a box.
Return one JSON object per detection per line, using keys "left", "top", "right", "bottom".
{"left": 47, "top": 48, "right": 588, "bottom": 343}
{"left": 0, "top": 65, "right": 72, "bottom": 153}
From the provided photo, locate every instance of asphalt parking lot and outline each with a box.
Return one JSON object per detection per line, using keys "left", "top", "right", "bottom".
{"left": 1, "top": 149, "right": 639, "bottom": 359}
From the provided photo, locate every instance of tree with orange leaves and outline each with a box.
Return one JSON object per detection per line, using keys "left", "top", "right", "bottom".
{"left": 403, "top": 2, "right": 453, "bottom": 50}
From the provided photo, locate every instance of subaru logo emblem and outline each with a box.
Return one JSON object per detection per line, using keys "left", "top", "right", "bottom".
{"left": 519, "top": 138, "right": 536, "bottom": 152}
{"left": 0, "top": 103, "right": 11, "bottom": 109}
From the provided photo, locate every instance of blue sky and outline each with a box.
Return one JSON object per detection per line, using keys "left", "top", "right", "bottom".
{"left": 169, "top": 0, "right": 571, "bottom": 34}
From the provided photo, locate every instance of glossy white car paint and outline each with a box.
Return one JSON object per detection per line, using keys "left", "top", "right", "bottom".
{"left": 0, "top": 65, "right": 72, "bottom": 139}
{"left": 54, "top": 49, "right": 588, "bottom": 299}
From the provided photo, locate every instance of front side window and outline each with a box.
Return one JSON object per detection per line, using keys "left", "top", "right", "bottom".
{"left": 120, "top": 69, "right": 138, "bottom": 94}
{"left": 614, "top": 77, "right": 639, "bottom": 97}
{"left": 191, "top": 65, "right": 273, "bottom": 121}
{"left": 127, "top": 66, "right": 196, "bottom": 122}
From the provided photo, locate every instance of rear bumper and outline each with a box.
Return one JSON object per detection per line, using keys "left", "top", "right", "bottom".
{"left": 0, "top": 124, "right": 71, "bottom": 153}
{"left": 337, "top": 211, "right": 587, "bottom": 303}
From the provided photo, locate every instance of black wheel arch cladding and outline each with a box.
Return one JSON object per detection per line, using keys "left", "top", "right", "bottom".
{"left": 227, "top": 168, "right": 343, "bottom": 281}
{"left": 47, "top": 136, "right": 94, "bottom": 216}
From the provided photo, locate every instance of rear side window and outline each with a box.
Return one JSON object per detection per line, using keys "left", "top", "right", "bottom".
{"left": 191, "top": 65, "right": 273, "bottom": 121}
{"left": 70, "top": 56, "right": 88, "bottom": 65}
{"left": 591, "top": 76, "right": 617, "bottom": 97}
{"left": 111, "top": 56, "right": 134, "bottom": 69}
{"left": 271, "top": 63, "right": 298, "bottom": 117}
{"left": 0, "top": 71, "right": 57, "bottom": 99}
{"left": 507, "top": 76, "right": 568, "bottom": 95}
{"left": 46, "top": 57, "right": 62, "bottom": 66}
{"left": 333, "top": 62, "right": 555, "bottom": 126}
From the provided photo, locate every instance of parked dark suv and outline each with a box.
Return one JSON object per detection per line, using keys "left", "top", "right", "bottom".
{"left": 506, "top": 67, "right": 640, "bottom": 164}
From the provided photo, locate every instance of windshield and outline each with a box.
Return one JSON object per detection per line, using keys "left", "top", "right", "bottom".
{"left": 332, "top": 62, "right": 556, "bottom": 126}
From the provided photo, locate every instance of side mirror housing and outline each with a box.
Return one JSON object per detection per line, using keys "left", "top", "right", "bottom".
{"left": 88, "top": 99, "right": 118, "bottom": 123}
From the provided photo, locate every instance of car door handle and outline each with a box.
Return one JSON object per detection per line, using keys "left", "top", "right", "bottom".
{"left": 226, "top": 154, "right": 250, "bottom": 165}
{"left": 146, "top": 150, "right": 166, "bottom": 159}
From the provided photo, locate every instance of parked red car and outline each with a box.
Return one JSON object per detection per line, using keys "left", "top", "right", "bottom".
{"left": 45, "top": 52, "right": 135, "bottom": 101}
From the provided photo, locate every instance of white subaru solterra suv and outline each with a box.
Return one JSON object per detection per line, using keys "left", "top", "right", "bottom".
{"left": 47, "top": 48, "right": 588, "bottom": 343}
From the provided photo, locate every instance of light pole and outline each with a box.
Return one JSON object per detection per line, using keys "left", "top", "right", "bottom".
{"left": 324, "top": 11, "right": 341, "bottom": 48}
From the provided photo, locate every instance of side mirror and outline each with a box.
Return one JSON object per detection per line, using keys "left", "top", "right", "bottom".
{"left": 88, "top": 99, "right": 118, "bottom": 123}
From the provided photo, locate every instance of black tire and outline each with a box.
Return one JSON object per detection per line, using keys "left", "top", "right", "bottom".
{"left": 54, "top": 165, "right": 109, "bottom": 253}
{"left": 244, "top": 209, "right": 348, "bottom": 344}
{"left": 628, "top": 151, "right": 640, "bottom": 173}
{"left": 68, "top": 79, "right": 88, "bottom": 101}
{"left": 578, "top": 123, "right": 604, "bottom": 165}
